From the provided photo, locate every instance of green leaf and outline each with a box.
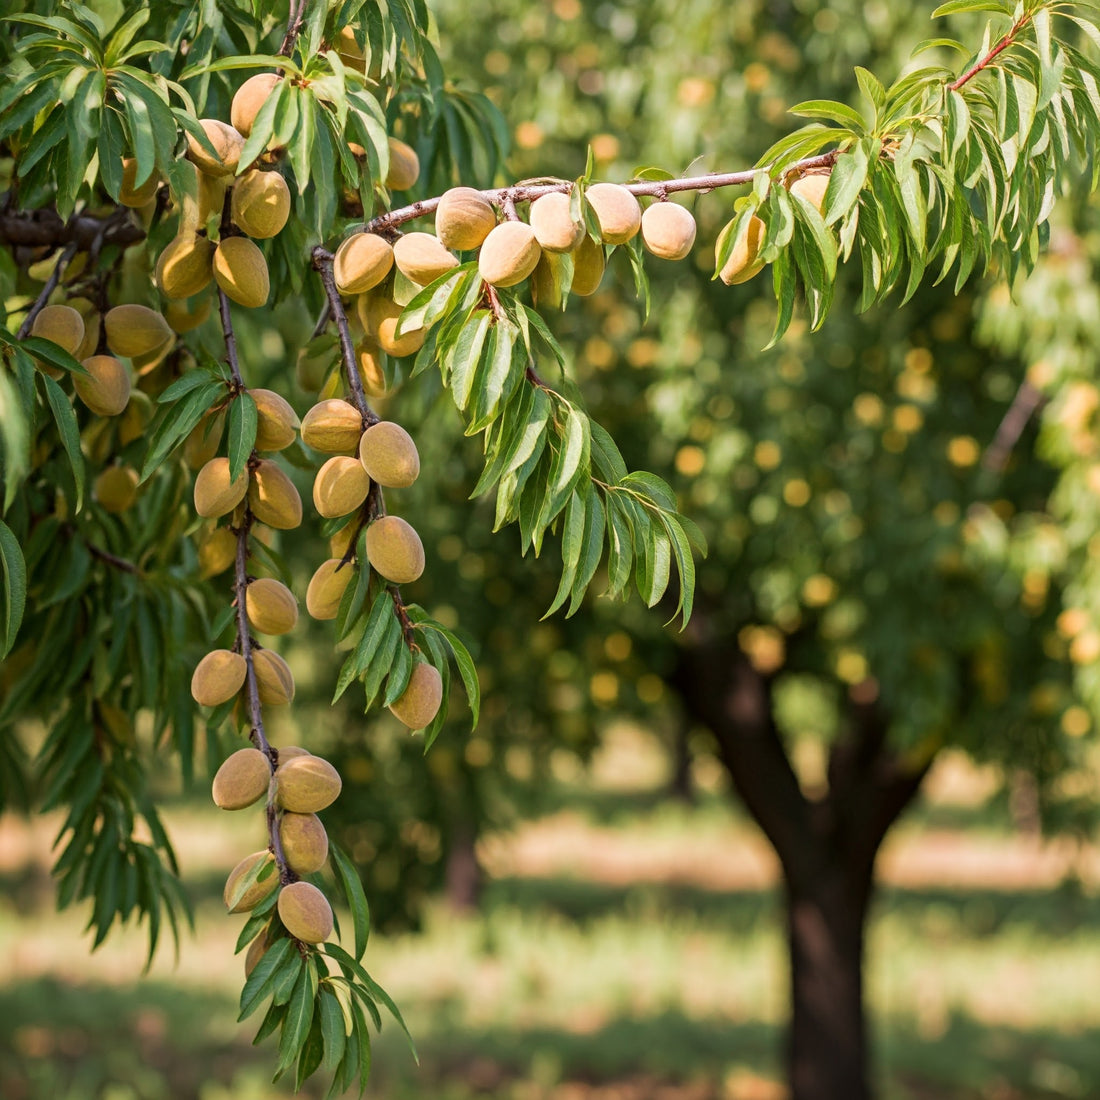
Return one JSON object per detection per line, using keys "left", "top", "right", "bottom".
{"left": 141, "top": 381, "right": 224, "bottom": 482}
{"left": 228, "top": 392, "right": 257, "bottom": 481}
{"left": 788, "top": 99, "right": 864, "bottom": 132}
{"left": 330, "top": 843, "right": 370, "bottom": 963}
{"left": 0, "top": 522, "right": 27, "bottom": 660}
{"left": 239, "top": 936, "right": 294, "bottom": 1022}
{"left": 418, "top": 623, "right": 480, "bottom": 728}
{"left": 276, "top": 958, "right": 318, "bottom": 1076}
{"left": 931, "top": 0, "right": 1012, "bottom": 16}
{"left": 41, "top": 374, "right": 84, "bottom": 511}
{"left": 568, "top": 486, "right": 606, "bottom": 616}
{"left": 318, "top": 987, "right": 347, "bottom": 1073}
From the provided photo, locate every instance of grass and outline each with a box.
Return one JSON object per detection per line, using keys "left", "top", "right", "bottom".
{"left": 1, "top": 739, "right": 1099, "bottom": 1099}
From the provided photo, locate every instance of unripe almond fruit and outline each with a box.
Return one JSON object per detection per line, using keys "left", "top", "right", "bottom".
{"left": 212, "top": 747, "right": 271, "bottom": 810}
{"left": 244, "top": 931, "right": 270, "bottom": 977}
{"left": 717, "top": 214, "right": 766, "bottom": 285}
{"left": 279, "top": 812, "right": 329, "bottom": 875}
{"left": 570, "top": 235, "right": 605, "bottom": 296}
{"left": 356, "top": 340, "right": 388, "bottom": 397}
{"left": 195, "top": 457, "right": 249, "bottom": 518}
{"left": 329, "top": 524, "right": 357, "bottom": 559}
{"left": 389, "top": 660, "right": 443, "bottom": 729}
{"left": 248, "top": 459, "right": 302, "bottom": 530}
{"left": 529, "top": 192, "right": 585, "bottom": 253}
{"left": 333, "top": 233, "right": 394, "bottom": 294}
{"left": 278, "top": 880, "right": 333, "bottom": 943}
{"left": 478, "top": 221, "right": 541, "bottom": 287}
{"left": 393, "top": 232, "right": 459, "bottom": 285}
{"left": 358, "top": 421, "right": 419, "bottom": 487}
{"left": 213, "top": 237, "right": 270, "bottom": 309}
{"left": 191, "top": 649, "right": 247, "bottom": 706}
{"left": 71, "top": 301, "right": 101, "bottom": 362}
{"left": 530, "top": 252, "right": 563, "bottom": 310}
{"left": 252, "top": 388, "right": 300, "bottom": 451}
{"left": 253, "top": 648, "right": 295, "bottom": 706}
{"left": 178, "top": 160, "right": 227, "bottom": 234}
{"left": 586, "top": 183, "right": 642, "bottom": 245}
{"left": 119, "top": 157, "right": 159, "bottom": 207}
{"left": 306, "top": 559, "right": 354, "bottom": 620}
{"left": 790, "top": 172, "right": 830, "bottom": 214}
{"left": 276, "top": 745, "right": 312, "bottom": 765}
{"left": 435, "top": 186, "right": 496, "bottom": 250}
{"left": 246, "top": 577, "right": 299, "bottom": 636}
{"left": 94, "top": 466, "right": 139, "bottom": 514}
{"left": 118, "top": 392, "right": 153, "bottom": 446}
{"left": 276, "top": 755, "right": 342, "bottom": 813}
{"left": 301, "top": 399, "right": 363, "bottom": 454}
{"left": 313, "top": 455, "right": 371, "bottom": 519}
{"left": 231, "top": 72, "right": 281, "bottom": 137}
{"left": 231, "top": 169, "right": 291, "bottom": 239}
{"left": 198, "top": 526, "right": 237, "bottom": 578}
{"left": 385, "top": 137, "right": 420, "bottom": 191}
{"left": 165, "top": 296, "right": 212, "bottom": 335}
{"left": 365, "top": 515, "right": 425, "bottom": 584}
{"left": 104, "top": 304, "right": 173, "bottom": 358}
{"left": 224, "top": 851, "right": 278, "bottom": 913}
{"left": 186, "top": 119, "right": 245, "bottom": 178}
{"left": 640, "top": 202, "right": 697, "bottom": 260}
{"left": 75, "top": 355, "right": 131, "bottom": 417}
{"left": 184, "top": 410, "right": 226, "bottom": 470}
{"left": 31, "top": 304, "right": 84, "bottom": 356}
{"left": 358, "top": 294, "right": 425, "bottom": 357}
{"left": 155, "top": 234, "right": 215, "bottom": 299}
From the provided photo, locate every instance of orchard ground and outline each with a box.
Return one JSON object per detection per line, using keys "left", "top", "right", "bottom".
{"left": 1, "top": 726, "right": 1099, "bottom": 1100}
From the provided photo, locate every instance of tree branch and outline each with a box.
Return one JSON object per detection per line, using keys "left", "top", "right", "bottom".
{"left": 278, "top": 0, "right": 308, "bottom": 58}
{"left": 983, "top": 378, "right": 1044, "bottom": 473}
{"left": 17, "top": 242, "right": 79, "bottom": 339}
{"left": 949, "top": 14, "right": 1032, "bottom": 93}
{"left": 0, "top": 205, "right": 144, "bottom": 252}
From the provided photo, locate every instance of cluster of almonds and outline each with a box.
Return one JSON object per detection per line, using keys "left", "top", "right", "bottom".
{"left": 326, "top": 180, "right": 701, "bottom": 338}
{"left": 717, "top": 171, "right": 830, "bottom": 285}
{"left": 210, "top": 741, "right": 344, "bottom": 956}
{"left": 301, "top": 403, "right": 444, "bottom": 730}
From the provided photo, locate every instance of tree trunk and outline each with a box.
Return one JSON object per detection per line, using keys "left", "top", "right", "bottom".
{"left": 444, "top": 821, "right": 482, "bottom": 911}
{"left": 787, "top": 865, "right": 871, "bottom": 1100}
{"left": 671, "top": 628, "right": 929, "bottom": 1100}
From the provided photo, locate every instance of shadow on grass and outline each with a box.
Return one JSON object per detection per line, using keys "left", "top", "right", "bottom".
{"left": 1, "top": 978, "right": 1097, "bottom": 1100}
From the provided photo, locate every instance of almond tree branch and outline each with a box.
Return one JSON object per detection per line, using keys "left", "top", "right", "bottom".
{"left": 17, "top": 241, "right": 79, "bottom": 339}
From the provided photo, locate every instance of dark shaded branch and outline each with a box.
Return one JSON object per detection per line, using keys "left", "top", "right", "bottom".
{"left": 17, "top": 242, "right": 79, "bottom": 339}
{"left": 217, "top": 288, "right": 245, "bottom": 389}
{"left": 278, "top": 0, "right": 308, "bottom": 57}
{"left": 0, "top": 205, "right": 144, "bottom": 252}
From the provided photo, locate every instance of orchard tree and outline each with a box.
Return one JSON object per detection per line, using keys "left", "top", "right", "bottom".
{"left": 0, "top": 0, "right": 1098, "bottom": 1098}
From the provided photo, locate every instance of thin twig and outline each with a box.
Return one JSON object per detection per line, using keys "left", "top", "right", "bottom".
{"left": 983, "top": 378, "right": 1045, "bottom": 473}
{"left": 278, "top": 0, "right": 308, "bottom": 58}
{"left": 949, "top": 15, "right": 1031, "bottom": 93}
{"left": 17, "top": 242, "right": 79, "bottom": 339}
{"left": 218, "top": 287, "right": 245, "bottom": 389}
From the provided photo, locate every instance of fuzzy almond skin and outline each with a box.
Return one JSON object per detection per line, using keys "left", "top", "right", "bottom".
{"left": 790, "top": 172, "right": 830, "bottom": 214}
{"left": 365, "top": 515, "right": 425, "bottom": 584}
{"left": 640, "top": 202, "right": 697, "bottom": 261}
{"left": 31, "top": 304, "right": 85, "bottom": 358}
{"left": 478, "top": 221, "right": 542, "bottom": 287}
{"left": 194, "top": 457, "right": 249, "bottom": 518}
{"left": 248, "top": 459, "right": 303, "bottom": 529}
{"left": 94, "top": 466, "right": 139, "bottom": 514}
{"left": 306, "top": 559, "right": 355, "bottom": 620}
{"left": 276, "top": 745, "right": 312, "bottom": 765}
{"left": 358, "top": 294, "right": 426, "bottom": 357}
{"left": 119, "top": 157, "right": 159, "bottom": 207}
{"left": 224, "top": 851, "right": 278, "bottom": 913}
{"left": 186, "top": 119, "right": 245, "bottom": 178}
{"left": 197, "top": 526, "right": 237, "bottom": 578}
{"left": 246, "top": 577, "right": 299, "bottom": 636}
{"left": 178, "top": 160, "right": 227, "bottom": 235}
{"left": 389, "top": 661, "right": 443, "bottom": 729}
{"left": 435, "top": 186, "right": 497, "bottom": 250}
{"left": 393, "top": 232, "right": 459, "bottom": 285}
{"left": 279, "top": 812, "right": 329, "bottom": 875}
{"left": 333, "top": 233, "right": 394, "bottom": 294}
{"left": 231, "top": 169, "right": 291, "bottom": 239}
{"left": 570, "top": 235, "right": 605, "bottom": 296}
{"left": 75, "top": 355, "right": 131, "bottom": 417}
{"left": 184, "top": 410, "right": 226, "bottom": 470}
{"left": 278, "top": 880, "right": 334, "bottom": 943}
{"left": 252, "top": 388, "right": 300, "bottom": 451}
{"left": 253, "top": 648, "right": 295, "bottom": 705}
{"left": 155, "top": 234, "right": 215, "bottom": 299}
{"left": 212, "top": 747, "right": 271, "bottom": 810}
{"left": 717, "top": 214, "right": 767, "bottom": 285}
{"left": 104, "top": 304, "right": 173, "bottom": 358}
{"left": 165, "top": 296, "right": 212, "bottom": 335}
{"left": 301, "top": 399, "right": 363, "bottom": 454}
{"left": 213, "top": 237, "right": 270, "bottom": 309}
{"left": 231, "top": 72, "right": 281, "bottom": 137}
{"left": 529, "top": 192, "right": 585, "bottom": 253}
{"left": 276, "top": 755, "right": 342, "bottom": 813}
{"left": 358, "top": 421, "right": 420, "bottom": 488}
{"left": 191, "top": 649, "right": 247, "bottom": 707}
{"left": 385, "top": 137, "right": 420, "bottom": 191}
{"left": 313, "top": 455, "right": 371, "bottom": 519}
{"left": 244, "top": 931, "right": 269, "bottom": 977}
{"left": 585, "top": 183, "right": 642, "bottom": 245}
